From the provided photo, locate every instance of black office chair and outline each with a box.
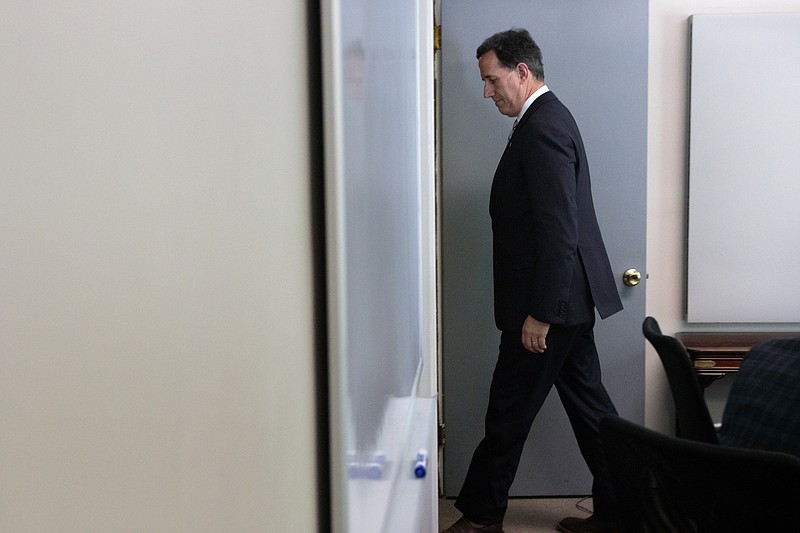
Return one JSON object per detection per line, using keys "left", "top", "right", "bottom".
{"left": 600, "top": 414, "right": 800, "bottom": 533}
{"left": 642, "top": 316, "right": 718, "bottom": 444}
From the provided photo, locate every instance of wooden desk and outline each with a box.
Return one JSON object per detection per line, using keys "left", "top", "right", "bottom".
{"left": 675, "top": 331, "right": 800, "bottom": 388}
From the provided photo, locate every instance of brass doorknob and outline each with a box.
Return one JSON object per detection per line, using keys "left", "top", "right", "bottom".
{"left": 623, "top": 268, "right": 642, "bottom": 287}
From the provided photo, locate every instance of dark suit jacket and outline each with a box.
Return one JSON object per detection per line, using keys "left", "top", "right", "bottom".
{"left": 489, "top": 91, "right": 622, "bottom": 331}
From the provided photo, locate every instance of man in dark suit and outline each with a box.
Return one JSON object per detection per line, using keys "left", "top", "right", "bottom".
{"left": 443, "top": 29, "right": 623, "bottom": 533}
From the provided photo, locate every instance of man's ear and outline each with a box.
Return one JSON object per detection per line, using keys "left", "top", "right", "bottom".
{"left": 516, "top": 62, "right": 530, "bottom": 81}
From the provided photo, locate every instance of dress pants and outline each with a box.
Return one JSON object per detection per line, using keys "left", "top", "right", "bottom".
{"left": 454, "top": 320, "right": 619, "bottom": 525}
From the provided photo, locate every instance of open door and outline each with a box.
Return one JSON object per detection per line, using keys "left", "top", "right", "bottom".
{"left": 440, "top": 0, "right": 648, "bottom": 497}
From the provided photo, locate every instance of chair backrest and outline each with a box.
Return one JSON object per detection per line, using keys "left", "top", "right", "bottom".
{"left": 601, "top": 414, "right": 800, "bottom": 533}
{"left": 718, "top": 336, "right": 800, "bottom": 456}
{"left": 642, "top": 316, "right": 718, "bottom": 443}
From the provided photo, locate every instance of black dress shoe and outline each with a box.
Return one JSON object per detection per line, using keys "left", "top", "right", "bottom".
{"left": 556, "top": 515, "right": 620, "bottom": 533}
{"left": 441, "top": 515, "right": 504, "bottom": 532}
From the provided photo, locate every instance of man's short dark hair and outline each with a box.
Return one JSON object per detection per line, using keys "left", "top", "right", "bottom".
{"left": 476, "top": 28, "right": 545, "bottom": 81}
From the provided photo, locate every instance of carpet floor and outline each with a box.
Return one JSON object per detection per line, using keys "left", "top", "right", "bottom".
{"left": 438, "top": 496, "right": 593, "bottom": 532}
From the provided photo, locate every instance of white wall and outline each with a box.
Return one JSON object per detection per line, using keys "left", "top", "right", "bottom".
{"left": 646, "top": 0, "right": 800, "bottom": 430}
{"left": 0, "top": 2, "right": 318, "bottom": 532}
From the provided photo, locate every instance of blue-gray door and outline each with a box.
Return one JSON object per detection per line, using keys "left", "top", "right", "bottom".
{"left": 441, "top": 0, "right": 648, "bottom": 497}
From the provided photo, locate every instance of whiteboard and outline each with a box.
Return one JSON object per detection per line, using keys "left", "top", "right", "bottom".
{"left": 687, "top": 13, "right": 800, "bottom": 323}
{"left": 321, "top": 1, "right": 437, "bottom": 531}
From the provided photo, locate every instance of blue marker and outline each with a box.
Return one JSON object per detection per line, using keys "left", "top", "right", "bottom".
{"left": 414, "top": 449, "right": 428, "bottom": 478}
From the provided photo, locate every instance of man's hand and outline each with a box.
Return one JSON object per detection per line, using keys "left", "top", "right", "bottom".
{"left": 522, "top": 315, "right": 550, "bottom": 353}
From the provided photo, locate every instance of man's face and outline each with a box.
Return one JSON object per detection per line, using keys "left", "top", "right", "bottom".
{"left": 479, "top": 50, "right": 524, "bottom": 117}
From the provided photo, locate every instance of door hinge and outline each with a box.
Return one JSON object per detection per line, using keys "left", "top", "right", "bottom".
{"left": 434, "top": 25, "right": 441, "bottom": 52}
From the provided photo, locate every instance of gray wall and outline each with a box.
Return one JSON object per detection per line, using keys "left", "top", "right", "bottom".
{"left": 0, "top": 2, "right": 318, "bottom": 531}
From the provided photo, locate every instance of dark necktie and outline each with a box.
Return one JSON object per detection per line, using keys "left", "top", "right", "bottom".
{"left": 507, "top": 119, "right": 519, "bottom": 144}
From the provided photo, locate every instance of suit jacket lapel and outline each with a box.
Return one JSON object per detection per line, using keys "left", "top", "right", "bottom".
{"left": 516, "top": 91, "right": 557, "bottom": 132}
{"left": 505, "top": 91, "right": 556, "bottom": 150}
